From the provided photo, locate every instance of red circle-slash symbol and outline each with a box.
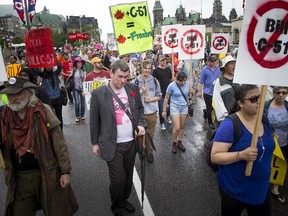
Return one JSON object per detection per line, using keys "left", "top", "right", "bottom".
{"left": 180, "top": 29, "right": 203, "bottom": 55}
{"left": 213, "top": 36, "right": 227, "bottom": 50}
{"left": 164, "top": 28, "right": 179, "bottom": 49}
{"left": 247, "top": 1, "right": 288, "bottom": 69}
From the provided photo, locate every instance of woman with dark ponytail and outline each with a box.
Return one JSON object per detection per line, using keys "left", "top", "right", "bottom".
{"left": 211, "top": 84, "right": 275, "bottom": 216}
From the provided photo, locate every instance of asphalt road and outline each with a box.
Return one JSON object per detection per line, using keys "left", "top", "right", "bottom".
{"left": 0, "top": 97, "right": 288, "bottom": 216}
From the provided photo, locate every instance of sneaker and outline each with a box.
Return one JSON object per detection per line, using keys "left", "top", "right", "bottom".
{"left": 81, "top": 117, "right": 85, "bottom": 120}
{"left": 209, "top": 123, "right": 215, "bottom": 129}
{"left": 166, "top": 117, "right": 172, "bottom": 124}
{"left": 75, "top": 118, "right": 80, "bottom": 123}
{"left": 161, "top": 123, "right": 166, "bottom": 130}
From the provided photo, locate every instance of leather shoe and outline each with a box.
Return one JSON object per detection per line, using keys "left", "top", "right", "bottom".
{"left": 147, "top": 153, "right": 154, "bottom": 163}
{"left": 172, "top": 142, "right": 177, "bottom": 153}
{"left": 124, "top": 200, "right": 135, "bottom": 213}
{"left": 177, "top": 141, "right": 186, "bottom": 152}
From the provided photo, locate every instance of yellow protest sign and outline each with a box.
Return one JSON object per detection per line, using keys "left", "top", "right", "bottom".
{"left": 270, "top": 135, "right": 287, "bottom": 186}
{"left": 6, "top": 63, "right": 21, "bottom": 78}
{"left": 110, "top": 1, "right": 153, "bottom": 55}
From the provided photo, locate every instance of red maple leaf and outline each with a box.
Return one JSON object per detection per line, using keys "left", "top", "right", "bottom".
{"left": 114, "top": 10, "right": 124, "bottom": 20}
{"left": 117, "top": 34, "right": 126, "bottom": 44}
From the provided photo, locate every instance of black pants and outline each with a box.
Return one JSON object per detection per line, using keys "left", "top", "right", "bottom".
{"left": 107, "top": 140, "right": 136, "bottom": 215}
{"left": 51, "top": 96, "right": 63, "bottom": 130}
{"left": 203, "top": 94, "right": 213, "bottom": 124}
{"left": 219, "top": 188, "right": 271, "bottom": 216}
{"left": 64, "top": 79, "right": 73, "bottom": 103}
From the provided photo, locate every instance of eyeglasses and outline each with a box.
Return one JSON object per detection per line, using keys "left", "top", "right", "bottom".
{"left": 274, "top": 91, "right": 287, "bottom": 95}
{"left": 242, "top": 95, "right": 260, "bottom": 103}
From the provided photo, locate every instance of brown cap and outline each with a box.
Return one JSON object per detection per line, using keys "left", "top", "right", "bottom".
{"left": 0, "top": 76, "right": 37, "bottom": 94}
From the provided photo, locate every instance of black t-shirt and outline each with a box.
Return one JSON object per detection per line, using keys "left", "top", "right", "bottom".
{"left": 152, "top": 67, "right": 172, "bottom": 98}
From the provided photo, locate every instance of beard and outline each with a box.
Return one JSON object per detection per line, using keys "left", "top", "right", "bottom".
{"left": 8, "top": 96, "right": 30, "bottom": 112}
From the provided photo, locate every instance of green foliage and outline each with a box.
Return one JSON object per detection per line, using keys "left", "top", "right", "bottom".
{"left": 51, "top": 31, "right": 67, "bottom": 47}
{"left": 13, "top": 36, "right": 24, "bottom": 44}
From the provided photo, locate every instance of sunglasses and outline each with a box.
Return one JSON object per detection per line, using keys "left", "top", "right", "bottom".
{"left": 274, "top": 91, "right": 287, "bottom": 95}
{"left": 242, "top": 95, "right": 260, "bottom": 103}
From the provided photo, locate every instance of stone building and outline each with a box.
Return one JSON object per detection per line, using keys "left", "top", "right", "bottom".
{"left": 152, "top": 0, "right": 201, "bottom": 35}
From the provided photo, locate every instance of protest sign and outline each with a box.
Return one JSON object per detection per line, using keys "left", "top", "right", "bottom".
{"left": 178, "top": 25, "right": 205, "bottom": 60}
{"left": 83, "top": 79, "right": 109, "bottom": 110}
{"left": 107, "top": 33, "right": 118, "bottom": 51}
{"left": 161, "top": 24, "right": 181, "bottom": 54}
{"left": 68, "top": 32, "right": 89, "bottom": 42}
{"left": 110, "top": 1, "right": 153, "bottom": 55}
{"left": 153, "top": 34, "right": 162, "bottom": 45}
{"left": 234, "top": 0, "right": 288, "bottom": 86}
{"left": 210, "top": 33, "right": 229, "bottom": 54}
{"left": 25, "top": 28, "right": 56, "bottom": 68}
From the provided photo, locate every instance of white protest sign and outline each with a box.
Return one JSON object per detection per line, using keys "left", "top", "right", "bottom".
{"left": 234, "top": 0, "right": 288, "bottom": 86}
{"left": 154, "top": 34, "right": 162, "bottom": 45}
{"left": 210, "top": 33, "right": 229, "bottom": 54}
{"left": 161, "top": 24, "right": 181, "bottom": 54}
{"left": 0, "top": 47, "right": 8, "bottom": 82}
{"left": 83, "top": 78, "right": 109, "bottom": 110}
{"left": 107, "top": 33, "right": 118, "bottom": 51}
{"left": 178, "top": 25, "right": 206, "bottom": 60}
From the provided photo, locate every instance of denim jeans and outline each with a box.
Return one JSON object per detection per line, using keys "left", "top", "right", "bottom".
{"left": 158, "top": 98, "right": 170, "bottom": 124}
{"left": 73, "top": 89, "right": 85, "bottom": 118}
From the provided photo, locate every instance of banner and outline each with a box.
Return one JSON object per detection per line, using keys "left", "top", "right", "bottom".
{"left": 25, "top": 28, "right": 56, "bottom": 68}
{"left": 234, "top": 0, "right": 288, "bottom": 86}
{"left": 161, "top": 24, "right": 182, "bottom": 54}
{"left": 28, "top": 0, "right": 36, "bottom": 22}
{"left": 110, "top": 1, "right": 153, "bottom": 55}
{"left": 178, "top": 25, "right": 206, "bottom": 60}
{"left": 68, "top": 32, "right": 89, "bottom": 42}
{"left": 83, "top": 78, "right": 109, "bottom": 110}
{"left": 13, "top": 0, "right": 25, "bottom": 24}
{"left": 210, "top": 33, "right": 229, "bottom": 54}
{"left": 270, "top": 135, "right": 287, "bottom": 186}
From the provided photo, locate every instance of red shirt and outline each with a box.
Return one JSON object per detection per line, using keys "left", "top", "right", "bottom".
{"left": 85, "top": 70, "right": 111, "bottom": 81}
{"left": 61, "top": 60, "right": 73, "bottom": 79}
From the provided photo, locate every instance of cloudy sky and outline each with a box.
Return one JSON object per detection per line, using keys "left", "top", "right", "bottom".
{"left": 1, "top": 0, "right": 244, "bottom": 41}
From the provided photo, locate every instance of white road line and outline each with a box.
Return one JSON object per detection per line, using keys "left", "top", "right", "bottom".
{"left": 133, "top": 167, "right": 155, "bottom": 216}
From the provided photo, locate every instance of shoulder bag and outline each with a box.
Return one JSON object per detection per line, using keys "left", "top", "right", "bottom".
{"left": 176, "top": 83, "right": 194, "bottom": 117}
{"left": 106, "top": 84, "right": 156, "bottom": 154}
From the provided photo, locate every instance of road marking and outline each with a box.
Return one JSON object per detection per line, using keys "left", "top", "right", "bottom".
{"left": 133, "top": 167, "right": 155, "bottom": 216}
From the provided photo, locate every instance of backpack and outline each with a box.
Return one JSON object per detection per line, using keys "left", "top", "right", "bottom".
{"left": 134, "top": 77, "right": 158, "bottom": 89}
{"left": 206, "top": 113, "right": 272, "bottom": 172}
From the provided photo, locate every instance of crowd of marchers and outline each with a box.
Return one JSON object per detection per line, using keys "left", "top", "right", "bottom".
{"left": 1, "top": 43, "right": 287, "bottom": 216}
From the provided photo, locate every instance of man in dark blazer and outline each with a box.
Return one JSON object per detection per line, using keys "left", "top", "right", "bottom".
{"left": 90, "top": 59, "right": 146, "bottom": 216}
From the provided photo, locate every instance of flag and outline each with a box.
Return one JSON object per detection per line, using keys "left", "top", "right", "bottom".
{"left": 13, "top": 0, "right": 25, "bottom": 24}
{"left": 28, "top": 0, "right": 36, "bottom": 22}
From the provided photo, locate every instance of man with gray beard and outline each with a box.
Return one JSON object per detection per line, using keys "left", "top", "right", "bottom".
{"left": 0, "top": 76, "right": 78, "bottom": 216}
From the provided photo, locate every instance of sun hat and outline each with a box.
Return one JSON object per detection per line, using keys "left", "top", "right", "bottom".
{"left": 73, "top": 56, "right": 85, "bottom": 67}
{"left": 220, "top": 55, "right": 236, "bottom": 68}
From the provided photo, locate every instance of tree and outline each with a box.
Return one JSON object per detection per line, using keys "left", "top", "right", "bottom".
{"left": 13, "top": 36, "right": 24, "bottom": 44}
{"left": 51, "top": 31, "right": 67, "bottom": 47}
